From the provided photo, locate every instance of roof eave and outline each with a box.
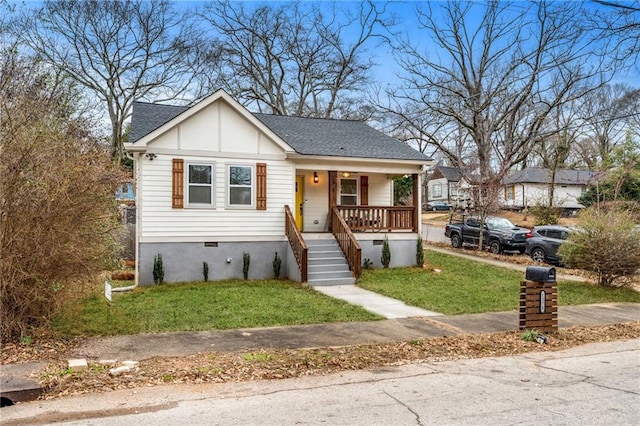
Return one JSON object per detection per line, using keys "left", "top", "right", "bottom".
{"left": 124, "top": 143, "right": 146, "bottom": 153}
{"left": 286, "top": 152, "right": 432, "bottom": 167}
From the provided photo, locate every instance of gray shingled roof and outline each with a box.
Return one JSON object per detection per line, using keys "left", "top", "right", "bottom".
{"left": 129, "top": 101, "right": 429, "bottom": 162}
{"left": 436, "top": 166, "right": 462, "bottom": 182}
{"left": 129, "top": 102, "right": 187, "bottom": 143}
{"left": 502, "top": 168, "right": 599, "bottom": 185}
{"left": 254, "top": 114, "right": 428, "bottom": 161}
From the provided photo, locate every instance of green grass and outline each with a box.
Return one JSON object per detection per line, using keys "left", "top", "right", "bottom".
{"left": 52, "top": 279, "right": 380, "bottom": 336}
{"left": 357, "top": 251, "right": 640, "bottom": 315}
{"left": 53, "top": 251, "right": 639, "bottom": 336}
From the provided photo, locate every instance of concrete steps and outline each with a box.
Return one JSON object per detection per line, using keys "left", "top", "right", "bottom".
{"left": 305, "top": 237, "right": 356, "bottom": 286}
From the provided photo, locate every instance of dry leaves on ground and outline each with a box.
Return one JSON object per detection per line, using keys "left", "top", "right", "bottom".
{"left": 26, "top": 322, "right": 640, "bottom": 400}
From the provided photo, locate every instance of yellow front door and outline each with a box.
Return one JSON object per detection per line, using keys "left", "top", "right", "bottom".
{"left": 295, "top": 176, "right": 304, "bottom": 229}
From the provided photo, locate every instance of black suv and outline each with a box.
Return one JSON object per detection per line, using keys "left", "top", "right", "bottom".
{"left": 525, "top": 225, "right": 571, "bottom": 264}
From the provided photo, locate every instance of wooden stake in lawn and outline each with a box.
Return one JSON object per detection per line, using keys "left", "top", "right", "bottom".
{"left": 104, "top": 278, "right": 113, "bottom": 320}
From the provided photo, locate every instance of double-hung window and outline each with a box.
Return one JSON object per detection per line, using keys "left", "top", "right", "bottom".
{"left": 339, "top": 178, "right": 358, "bottom": 205}
{"left": 432, "top": 183, "right": 442, "bottom": 198}
{"left": 228, "top": 165, "right": 253, "bottom": 207}
{"left": 505, "top": 185, "right": 515, "bottom": 200}
{"left": 187, "top": 163, "right": 214, "bottom": 206}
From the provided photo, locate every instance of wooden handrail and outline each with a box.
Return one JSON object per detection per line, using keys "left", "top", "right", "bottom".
{"left": 331, "top": 206, "right": 362, "bottom": 279}
{"left": 284, "top": 205, "right": 308, "bottom": 282}
{"left": 336, "top": 206, "right": 416, "bottom": 232}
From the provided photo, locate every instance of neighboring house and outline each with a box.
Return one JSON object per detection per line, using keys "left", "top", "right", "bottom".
{"left": 125, "top": 89, "right": 432, "bottom": 285}
{"left": 115, "top": 181, "right": 135, "bottom": 205}
{"left": 501, "top": 168, "right": 600, "bottom": 211}
{"left": 115, "top": 181, "right": 136, "bottom": 224}
{"left": 426, "top": 165, "right": 473, "bottom": 209}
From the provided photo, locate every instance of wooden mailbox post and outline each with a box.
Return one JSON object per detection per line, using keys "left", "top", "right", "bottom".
{"left": 519, "top": 266, "right": 558, "bottom": 333}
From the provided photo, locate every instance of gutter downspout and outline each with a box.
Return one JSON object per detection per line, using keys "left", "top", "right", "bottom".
{"left": 114, "top": 151, "right": 140, "bottom": 293}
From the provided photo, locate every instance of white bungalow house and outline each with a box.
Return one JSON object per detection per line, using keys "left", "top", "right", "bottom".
{"left": 426, "top": 166, "right": 473, "bottom": 209}
{"left": 501, "top": 168, "right": 600, "bottom": 211}
{"left": 125, "top": 90, "right": 432, "bottom": 286}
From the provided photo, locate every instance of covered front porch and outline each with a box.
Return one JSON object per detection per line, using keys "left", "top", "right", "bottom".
{"left": 285, "top": 167, "right": 423, "bottom": 284}
{"left": 293, "top": 169, "right": 421, "bottom": 234}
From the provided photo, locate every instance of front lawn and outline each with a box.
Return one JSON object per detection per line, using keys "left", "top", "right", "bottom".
{"left": 52, "top": 251, "right": 639, "bottom": 337}
{"left": 357, "top": 250, "right": 640, "bottom": 315}
{"left": 52, "top": 280, "right": 380, "bottom": 336}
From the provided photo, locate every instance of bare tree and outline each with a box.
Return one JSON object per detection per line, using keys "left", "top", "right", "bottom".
{"left": 573, "top": 84, "right": 640, "bottom": 168}
{"left": 591, "top": 1, "right": 640, "bottom": 72}
{"left": 380, "top": 1, "right": 606, "bottom": 246}
{"left": 200, "top": 0, "right": 388, "bottom": 119}
{"left": 528, "top": 99, "right": 584, "bottom": 207}
{"left": 19, "top": 0, "right": 205, "bottom": 161}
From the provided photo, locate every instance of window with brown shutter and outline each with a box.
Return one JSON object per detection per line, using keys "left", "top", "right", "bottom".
{"left": 172, "top": 159, "right": 184, "bottom": 208}
{"left": 256, "top": 162, "right": 267, "bottom": 210}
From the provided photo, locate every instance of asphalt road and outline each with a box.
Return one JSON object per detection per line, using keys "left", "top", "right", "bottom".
{"left": 4, "top": 339, "right": 639, "bottom": 425}
{"left": 421, "top": 222, "right": 450, "bottom": 244}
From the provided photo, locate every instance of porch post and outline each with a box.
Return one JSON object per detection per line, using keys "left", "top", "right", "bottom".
{"left": 328, "top": 170, "right": 337, "bottom": 232}
{"left": 412, "top": 173, "right": 419, "bottom": 233}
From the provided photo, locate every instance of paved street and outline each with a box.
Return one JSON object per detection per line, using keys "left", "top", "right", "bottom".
{"left": 421, "top": 222, "right": 449, "bottom": 244}
{"left": 4, "top": 338, "right": 639, "bottom": 425}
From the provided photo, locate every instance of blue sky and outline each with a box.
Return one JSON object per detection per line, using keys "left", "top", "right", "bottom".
{"left": 10, "top": 0, "right": 638, "bottom": 87}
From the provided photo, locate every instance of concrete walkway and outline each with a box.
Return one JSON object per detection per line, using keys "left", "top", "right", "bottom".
{"left": 312, "top": 284, "right": 441, "bottom": 318}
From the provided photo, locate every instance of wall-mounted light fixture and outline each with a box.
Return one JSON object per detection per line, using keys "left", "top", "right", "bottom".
{"left": 342, "top": 172, "right": 351, "bottom": 178}
{"left": 313, "top": 171, "right": 319, "bottom": 183}
{"left": 145, "top": 153, "right": 157, "bottom": 161}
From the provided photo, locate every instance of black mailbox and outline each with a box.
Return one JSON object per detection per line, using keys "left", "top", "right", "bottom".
{"left": 526, "top": 266, "right": 556, "bottom": 283}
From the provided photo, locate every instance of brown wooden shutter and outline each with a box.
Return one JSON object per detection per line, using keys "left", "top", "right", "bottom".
{"left": 172, "top": 159, "right": 184, "bottom": 208}
{"left": 360, "top": 175, "right": 369, "bottom": 206}
{"left": 256, "top": 162, "right": 267, "bottom": 210}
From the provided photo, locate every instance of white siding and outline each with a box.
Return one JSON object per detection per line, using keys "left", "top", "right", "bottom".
{"left": 427, "top": 177, "right": 448, "bottom": 201}
{"left": 302, "top": 172, "right": 328, "bottom": 232}
{"left": 139, "top": 99, "right": 294, "bottom": 242}
{"left": 368, "top": 174, "right": 392, "bottom": 205}
{"left": 503, "top": 183, "right": 587, "bottom": 208}
{"left": 139, "top": 156, "right": 293, "bottom": 242}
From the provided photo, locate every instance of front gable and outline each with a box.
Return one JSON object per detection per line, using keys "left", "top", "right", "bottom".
{"left": 126, "top": 90, "right": 294, "bottom": 156}
{"left": 146, "top": 100, "right": 285, "bottom": 157}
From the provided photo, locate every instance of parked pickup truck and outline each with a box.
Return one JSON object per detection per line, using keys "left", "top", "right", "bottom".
{"left": 444, "top": 216, "right": 530, "bottom": 254}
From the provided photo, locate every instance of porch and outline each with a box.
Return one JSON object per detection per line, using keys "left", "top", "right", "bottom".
{"left": 286, "top": 169, "right": 423, "bottom": 284}
{"left": 285, "top": 206, "right": 421, "bottom": 285}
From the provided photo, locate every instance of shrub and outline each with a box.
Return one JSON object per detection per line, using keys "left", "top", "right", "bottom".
{"left": 203, "top": 261, "right": 209, "bottom": 282}
{"left": 1, "top": 53, "right": 125, "bottom": 341}
{"left": 558, "top": 207, "right": 640, "bottom": 287}
{"left": 272, "top": 252, "right": 282, "bottom": 279}
{"left": 416, "top": 236, "right": 424, "bottom": 267}
{"left": 381, "top": 237, "right": 391, "bottom": 269}
{"left": 363, "top": 258, "right": 373, "bottom": 270}
{"left": 529, "top": 204, "right": 560, "bottom": 225}
{"left": 153, "top": 254, "right": 164, "bottom": 284}
{"left": 243, "top": 252, "right": 251, "bottom": 280}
